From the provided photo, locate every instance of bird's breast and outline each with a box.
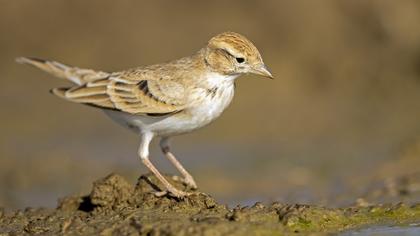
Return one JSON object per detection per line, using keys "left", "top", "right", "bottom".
{"left": 186, "top": 81, "right": 235, "bottom": 126}
{"left": 148, "top": 79, "right": 236, "bottom": 137}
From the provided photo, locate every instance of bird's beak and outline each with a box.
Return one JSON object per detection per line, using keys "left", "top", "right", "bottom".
{"left": 251, "top": 64, "right": 274, "bottom": 79}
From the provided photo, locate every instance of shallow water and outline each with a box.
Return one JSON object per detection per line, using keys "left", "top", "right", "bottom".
{"left": 340, "top": 225, "right": 420, "bottom": 236}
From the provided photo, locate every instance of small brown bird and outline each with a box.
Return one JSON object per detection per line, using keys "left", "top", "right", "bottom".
{"left": 17, "top": 32, "right": 273, "bottom": 198}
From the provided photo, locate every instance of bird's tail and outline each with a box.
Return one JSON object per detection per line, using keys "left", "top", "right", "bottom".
{"left": 16, "top": 57, "right": 109, "bottom": 85}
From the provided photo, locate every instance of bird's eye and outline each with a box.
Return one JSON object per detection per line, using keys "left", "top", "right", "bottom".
{"left": 235, "top": 57, "right": 245, "bottom": 63}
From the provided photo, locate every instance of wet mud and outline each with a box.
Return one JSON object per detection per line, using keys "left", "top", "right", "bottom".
{"left": 1, "top": 173, "right": 419, "bottom": 235}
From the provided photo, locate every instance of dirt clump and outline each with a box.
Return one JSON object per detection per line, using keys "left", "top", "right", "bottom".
{"left": 1, "top": 173, "right": 420, "bottom": 235}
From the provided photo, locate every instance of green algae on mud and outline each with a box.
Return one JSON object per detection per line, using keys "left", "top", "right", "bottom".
{"left": 0, "top": 174, "right": 419, "bottom": 235}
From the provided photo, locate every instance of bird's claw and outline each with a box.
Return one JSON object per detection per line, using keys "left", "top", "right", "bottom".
{"left": 153, "top": 189, "right": 190, "bottom": 199}
{"left": 183, "top": 176, "right": 198, "bottom": 190}
{"left": 171, "top": 175, "right": 198, "bottom": 190}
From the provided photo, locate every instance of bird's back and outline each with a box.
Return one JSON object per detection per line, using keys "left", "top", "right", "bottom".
{"left": 17, "top": 54, "right": 206, "bottom": 117}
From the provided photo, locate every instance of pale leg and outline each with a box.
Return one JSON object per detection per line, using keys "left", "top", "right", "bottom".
{"left": 160, "top": 137, "right": 198, "bottom": 189}
{"left": 138, "top": 132, "right": 187, "bottom": 198}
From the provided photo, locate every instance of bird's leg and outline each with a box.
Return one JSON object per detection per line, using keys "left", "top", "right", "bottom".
{"left": 138, "top": 132, "right": 188, "bottom": 198}
{"left": 160, "top": 137, "right": 198, "bottom": 189}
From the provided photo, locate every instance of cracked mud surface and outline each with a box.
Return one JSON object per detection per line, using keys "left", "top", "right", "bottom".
{"left": 1, "top": 173, "right": 419, "bottom": 235}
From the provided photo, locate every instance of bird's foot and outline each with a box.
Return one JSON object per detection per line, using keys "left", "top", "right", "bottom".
{"left": 183, "top": 175, "right": 198, "bottom": 189}
{"left": 153, "top": 188, "right": 190, "bottom": 199}
{"left": 172, "top": 175, "right": 198, "bottom": 189}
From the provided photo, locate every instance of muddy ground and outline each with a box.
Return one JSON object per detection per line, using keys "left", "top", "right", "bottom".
{"left": 1, "top": 142, "right": 420, "bottom": 235}
{"left": 1, "top": 172, "right": 419, "bottom": 236}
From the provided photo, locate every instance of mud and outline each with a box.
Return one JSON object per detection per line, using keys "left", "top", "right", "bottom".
{"left": 1, "top": 173, "right": 419, "bottom": 235}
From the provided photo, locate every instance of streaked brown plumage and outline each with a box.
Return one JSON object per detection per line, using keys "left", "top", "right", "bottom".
{"left": 17, "top": 32, "right": 273, "bottom": 198}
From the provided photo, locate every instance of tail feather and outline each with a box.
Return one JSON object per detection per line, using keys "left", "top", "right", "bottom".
{"left": 16, "top": 57, "right": 109, "bottom": 85}
{"left": 16, "top": 57, "right": 81, "bottom": 84}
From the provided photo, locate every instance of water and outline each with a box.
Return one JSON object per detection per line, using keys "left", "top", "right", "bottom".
{"left": 340, "top": 225, "right": 420, "bottom": 236}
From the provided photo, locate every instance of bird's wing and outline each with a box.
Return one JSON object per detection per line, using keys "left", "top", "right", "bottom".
{"left": 51, "top": 70, "right": 188, "bottom": 116}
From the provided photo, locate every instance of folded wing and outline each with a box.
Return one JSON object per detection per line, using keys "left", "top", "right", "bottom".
{"left": 52, "top": 74, "right": 187, "bottom": 116}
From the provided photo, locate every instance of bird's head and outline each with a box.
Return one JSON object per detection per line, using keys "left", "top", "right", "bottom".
{"left": 204, "top": 32, "right": 273, "bottom": 79}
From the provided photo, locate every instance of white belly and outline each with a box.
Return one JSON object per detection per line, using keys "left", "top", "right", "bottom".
{"left": 104, "top": 82, "right": 235, "bottom": 137}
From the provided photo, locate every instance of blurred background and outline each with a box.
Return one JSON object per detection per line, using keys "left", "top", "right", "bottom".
{"left": 1, "top": 0, "right": 420, "bottom": 209}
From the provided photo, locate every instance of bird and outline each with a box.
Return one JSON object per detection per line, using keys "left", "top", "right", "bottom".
{"left": 17, "top": 31, "right": 273, "bottom": 198}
